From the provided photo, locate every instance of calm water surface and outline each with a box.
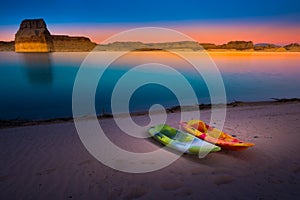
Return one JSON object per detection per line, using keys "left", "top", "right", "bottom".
{"left": 0, "top": 52, "right": 299, "bottom": 120}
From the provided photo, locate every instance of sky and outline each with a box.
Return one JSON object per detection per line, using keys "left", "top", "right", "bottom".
{"left": 0, "top": 0, "right": 299, "bottom": 44}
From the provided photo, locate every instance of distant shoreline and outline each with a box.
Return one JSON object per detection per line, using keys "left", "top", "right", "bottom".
{"left": 1, "top": 98, "right": 299, "bottom": 129}
{"left": 1, "top": 47, "right": 300, "bottom": 53}
{"left": 1, "top": 18, "right": 300, "bottom": 52}
{"left": 1, "top": 39, "right": 300, "bottom": 53}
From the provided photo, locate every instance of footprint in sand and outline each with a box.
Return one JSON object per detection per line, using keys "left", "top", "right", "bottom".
{"left": 123, "top": 186, "right": 148, "bottom": 200}
{"left": 161, "top": 180, "right": 183, "bottom": 191}
{"left": 36, "top": 168, "right": 56, "bottom": 176}
{"left": 213, "top": 175, "right": 235, "bottom": 186}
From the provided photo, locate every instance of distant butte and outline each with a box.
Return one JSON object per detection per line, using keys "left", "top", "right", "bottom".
{"left": 15, "top": 19, "right": 54, "bottom": 52}
{"left": 14, "top": 19, "right": 96, "bottom": 52}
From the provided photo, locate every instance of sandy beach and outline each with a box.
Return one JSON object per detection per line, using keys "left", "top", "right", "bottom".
{"left": 1, "top": 101, "right": 300, "bottom": 200}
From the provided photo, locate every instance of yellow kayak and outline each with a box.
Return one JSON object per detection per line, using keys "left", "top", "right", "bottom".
{"left": 180, "top": 120, "right": 254, "bottom": 150}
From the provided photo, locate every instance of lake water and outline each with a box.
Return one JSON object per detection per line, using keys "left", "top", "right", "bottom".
{"left": 0, "top": 51, "right": 299, "bottom": 120}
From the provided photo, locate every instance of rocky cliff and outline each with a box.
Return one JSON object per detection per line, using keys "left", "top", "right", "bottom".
{"left": 15, "top": 19, "right": 54, "bottom": 52}
{"left": 284, "top": 43, "right": 300, "bottom": 51}
{"left": 14, "top": 19, "right": 96, "bottom": 52}
{"left": 52, "top": 35, "right": 96, "bottom": 52}
{"left": 199, "top": 43, "right": 218, "bottom": 49}
{"left": 254, "top": 43, "right": 279, "bottom": 51}
{"left": 219, "top": 41, "right": 254, "bottom": 50}
{"left": 0, "top": 41, "right": 15, "bottom": 51}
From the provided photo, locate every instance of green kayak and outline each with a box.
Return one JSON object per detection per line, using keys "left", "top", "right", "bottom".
{"left": 148, "top": 124, "right": 221, "bottom": 154}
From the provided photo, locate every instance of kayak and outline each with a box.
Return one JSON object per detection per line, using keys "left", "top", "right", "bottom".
{"left": 180, "top": 120, "right": 254, "bottom": 150}
{"left": 148, "top": 124, "right": 221, "bottom": 154}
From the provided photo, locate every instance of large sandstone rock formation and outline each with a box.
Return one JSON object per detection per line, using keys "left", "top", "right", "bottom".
{"left": 15, "top": 19, "right": 54, "bottom": 52}
{"left": 14, "top": 19, "right": 96, "bottom": 52}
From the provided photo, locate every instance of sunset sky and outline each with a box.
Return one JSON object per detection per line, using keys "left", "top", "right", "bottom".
{"left": 0, "top": 0, "right": 299, "bottom": 45}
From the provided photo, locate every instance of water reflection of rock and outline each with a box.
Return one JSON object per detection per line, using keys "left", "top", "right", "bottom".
{"left": 22, "top": 53, "right": 53, "bottom": 85}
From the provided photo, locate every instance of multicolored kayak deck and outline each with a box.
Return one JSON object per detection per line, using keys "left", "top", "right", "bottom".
{"left": 180, "top": 120, "right": 254, "bottom": 150}
{"left": 148, "top": 124, "right": 221, "bottom": 154}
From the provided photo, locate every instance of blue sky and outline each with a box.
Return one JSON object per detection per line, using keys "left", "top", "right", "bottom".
{"left": 0, "top": 0, "right": 299, "bottom": 44}
{"left": 0, "top": 0, "right": 299, "bottom": 25}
